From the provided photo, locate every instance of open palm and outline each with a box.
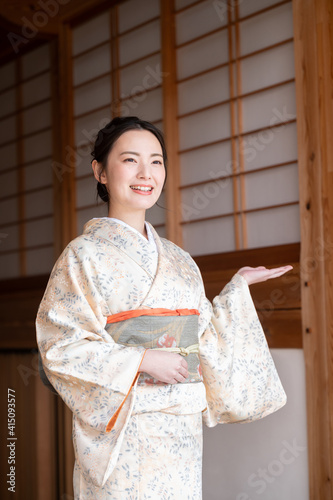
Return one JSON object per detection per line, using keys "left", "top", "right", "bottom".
{"left": 237, "top": 265, "right": 293, "bottom": 286}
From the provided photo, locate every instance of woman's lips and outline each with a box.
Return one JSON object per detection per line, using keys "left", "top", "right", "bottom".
{"left": 130, "top": 185, "right": 154, "bottom": 195}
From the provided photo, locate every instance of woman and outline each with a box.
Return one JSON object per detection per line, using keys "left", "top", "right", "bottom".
{"left": 36, "top": 116, "right": 290, "bottom": 499}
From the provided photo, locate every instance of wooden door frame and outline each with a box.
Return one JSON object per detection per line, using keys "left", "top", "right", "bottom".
{"left": 293, "top": 0, "right": 333, "bottom": 497}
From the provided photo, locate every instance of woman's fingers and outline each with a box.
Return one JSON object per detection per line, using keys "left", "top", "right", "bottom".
{"left": 140, "top": 350, "right": 189, "bottom": 384}
{"left": 177, "top": 362, "right": 188, "bottom": 380}
{"left": 170, "top": 358, "right": 188, "bottom": 384}
{"left": 265, "top": 266, "right": 293, "bottom": 279}
{"left": 238, "top": 265, "right": 293, "bottom": 285}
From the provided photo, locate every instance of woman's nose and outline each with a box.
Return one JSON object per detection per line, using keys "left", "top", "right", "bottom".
{"left": 137, "top": 163, "right": 151, "bottom": 179}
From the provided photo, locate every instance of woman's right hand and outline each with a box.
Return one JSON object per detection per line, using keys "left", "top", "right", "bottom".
{"left": 139, "top": 350, "right": 188, "bottom": 384}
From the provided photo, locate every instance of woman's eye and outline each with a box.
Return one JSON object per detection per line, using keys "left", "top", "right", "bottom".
{"left": 153, "top": 160, "right": 162, "bottom": 165}
{"left": 124, "top": 158, "right": 135, "bottom": 162}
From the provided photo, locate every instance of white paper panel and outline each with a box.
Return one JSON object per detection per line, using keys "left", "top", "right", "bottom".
{"left": 0, "top": 223, "right": 19, "bottom": 252}
{"left": 122, "top": 87, "right": 162, "bottom": 122}
{"left": 0, "top": 170, "right": 17, "bottom": 198}
{"left": 120, "top": 53, "right": 161, "bottom": 96}
{"left": 0, "top": 115, "right": 16, "bottom": 145}
{"left": 175, "top": 0, "right": 198, "bottom": 11}
{"left": 22, "top": 73, "right": 51, "bottom": 107}
{"left": 0, "top": 253, "right": 20, "bottom": 279}
{"left": 178, "top": 66, "right": 230, "bottom": 115}
{"left": 0, "top": 61, "right": 15, "bottom": 92}
{"left": 24, "top": 159, "right": 53, "bottom": 190}
{"left": 177, "top": 30, "right": 229, "bottom": 80}
{"left": 25, "top": 188, "right": 53, "bottom": 218}
{"left": 76, "top": 205, "right": 108, "bottom": 235}
{"left": 72, "top": 12, "right": 110, "bottom": 56}
{"left": 182, "top": 216, "right": 235, "bottom": 255}
{"left": 21, "top": 44, "right": 50, "bottom": 79}
{"left": 243, "top": 122, "right": 298, "bottom": 171}
{"left": 118, "top": 0, "right": 160, "bottom": 34}
{"left": 73, "top": 44, "right": 111, "bottom": 86}
{"left": 247, "top": 204, "right": 300, "bottom": 248}
{"left": 242, "top": 82, "right": 296, "bottom": 134}
{"left": 239, "top": 0, "right": 283, "bottom": 18}
{"left": 153, "top": 224, "right": 166, "bottom": 238}
{"left": 240, "top": 3, "right": 294, "bottom": 56}
{"left": 75, "top": 109, "right": 111, "bottom": 146}
{"left": 23, "top": 101, "right": 51, "bottom": 135}
{"left": 245, "top": 163, "right": 299, "bottom": 210}
{"left": 179, "top": 104, "right": 230, "bottom": 151}
{"left": 242, "top": 41, "right": 295, "bottom": 94}
{"left": 0, "top": 144, "right": 17, "bottom": 171}
{"left": 74, "top": 75, "right": 111, "bottom": 117}
{"left": 146, "top": 190, "right": 166, "bottom": 226}
{"left": 119, "top": 20, "right": 160, "bottom": 66}
{"left": 26, "top": 246, "right": 54, "bottom": 276}
{"left": 154, "top": 120, "right": 164, "bottom": 134}
{"left": 176, "top": 0, "right": 227, "bottom": 46}
{"left": 0, "top": 88, "right": 16, "bottom": 118}
{"left": 181, "top": 181, "right": 234, "bottom": 222}
{"left": 203, "top": 349, "right": 309, "bottom": 500}
{"left": 75, "top": 152, "right": 94, "bottom": 178}
{"left": 24, "top": 130, "right": 52, "bottom": 163}
{"left": 76, "top": 176, "right": 98, "bottom": 208}
{"left": 180, "top": 141, "right": 232, "bottom": 185}
{"left": 25, "top": 217, "right": 53, "bottom": 246}
{"left": 0, "top": 199, "right": 18, "bottom": 224}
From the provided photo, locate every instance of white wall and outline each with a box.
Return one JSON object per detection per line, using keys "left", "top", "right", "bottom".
{"left": 203, "top": 349, "right": 309, "bottom": 500}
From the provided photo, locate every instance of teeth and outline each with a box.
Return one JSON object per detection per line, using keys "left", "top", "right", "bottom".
{"left": 130, "top": 186, "right": 152, "bottom": 192}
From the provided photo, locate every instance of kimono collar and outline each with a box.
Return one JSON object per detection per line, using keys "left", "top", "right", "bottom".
{"left": 83, "top": 218, "right": 164, "bottom": 278}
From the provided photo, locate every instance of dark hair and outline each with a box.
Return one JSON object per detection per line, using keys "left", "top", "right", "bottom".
{"left": 91, "top": 116, "right": 168, "bottom": 204}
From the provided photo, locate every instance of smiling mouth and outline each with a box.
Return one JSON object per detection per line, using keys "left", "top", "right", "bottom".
{"left": 130, "top": 185, "right": 153, "bottom": 192}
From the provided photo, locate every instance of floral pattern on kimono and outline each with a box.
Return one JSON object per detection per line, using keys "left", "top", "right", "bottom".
{"left": 36, "top": 218, "right": 286, "bottom": 493}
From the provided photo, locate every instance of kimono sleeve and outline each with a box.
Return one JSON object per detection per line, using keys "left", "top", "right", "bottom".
{"left": 36, "top": 243, "right": 146, "bottom": 434}
{"left": 198, "top": 272, "right": 287, "bottom": 427}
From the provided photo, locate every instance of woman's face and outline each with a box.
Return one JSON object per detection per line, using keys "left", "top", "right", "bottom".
{"left": 93, "top": 129, "right": 166, "bottom": 218}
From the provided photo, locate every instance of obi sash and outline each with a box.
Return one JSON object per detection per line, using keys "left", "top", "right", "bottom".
{"left": 105, "top": 308, "right": 202, "bottom": 384}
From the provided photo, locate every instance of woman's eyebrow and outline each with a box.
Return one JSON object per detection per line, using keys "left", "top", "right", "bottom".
{"left": 120, "top": 151, "right": 163, "bottom": 157}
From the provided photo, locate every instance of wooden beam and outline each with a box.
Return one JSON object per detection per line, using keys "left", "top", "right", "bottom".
{"left": 53, "top": 23, "right": 77, "bottom": 254}
{"left": 194, "top": 242, "right": 300, "bottom": 271}
{"left": 227, "top": 8, "right": 240, "bottom": 250}
{"left": 234, "top": 3, "right": 247, "bottom": 248}
{"left": 293, "top": 0, "right": 333, "bottom": 497}
{"left": 160, "top": 0, "right": 182, "bottom": 246}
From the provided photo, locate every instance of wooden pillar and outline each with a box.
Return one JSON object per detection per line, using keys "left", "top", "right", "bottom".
{"left": 15, "top": 58, "right": 26, "bottom": 276}
{"left": 160, "top": 0, "right": 182, "bottom": 246}
{"left": 293, "top": 0, "right": 333, "bottom": 498}
{"left": 51, "top": 24, "right": 76, "bottom": 498}
{"left": 52, "top": 23, "right": 77, "bottom": 257}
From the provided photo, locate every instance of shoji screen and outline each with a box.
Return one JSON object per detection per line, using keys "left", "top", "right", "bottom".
{"left": 72, "top": 12, "right": 111, "bottom": 233}
{"left": 118, "top": 0, "right": 165, "bottom": 236}
{"left": 72, "top": 0, "right": 166, "bottom": 236}
{"left": 175, "top": 0, "right": 299, "bottom": 255}
{"left": 0, "top": 44, "right": 54, "bottom": 279}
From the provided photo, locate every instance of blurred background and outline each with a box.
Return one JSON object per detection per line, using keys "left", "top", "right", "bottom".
{"left": 0, "top": 0, "right": 332, "bottom": 498}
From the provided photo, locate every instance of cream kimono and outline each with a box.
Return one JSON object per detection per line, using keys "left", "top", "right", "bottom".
{"left": 36, "top": 218, "right": 286, "bottom": 499}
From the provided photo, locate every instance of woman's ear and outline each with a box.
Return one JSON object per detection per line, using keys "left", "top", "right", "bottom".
{"left": 92, "top": 160, "right": 107, "bottom": 184}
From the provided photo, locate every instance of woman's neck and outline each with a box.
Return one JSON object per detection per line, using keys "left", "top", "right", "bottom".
{"left": 108, "top": 210, "right": 147, "bottom": 239}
